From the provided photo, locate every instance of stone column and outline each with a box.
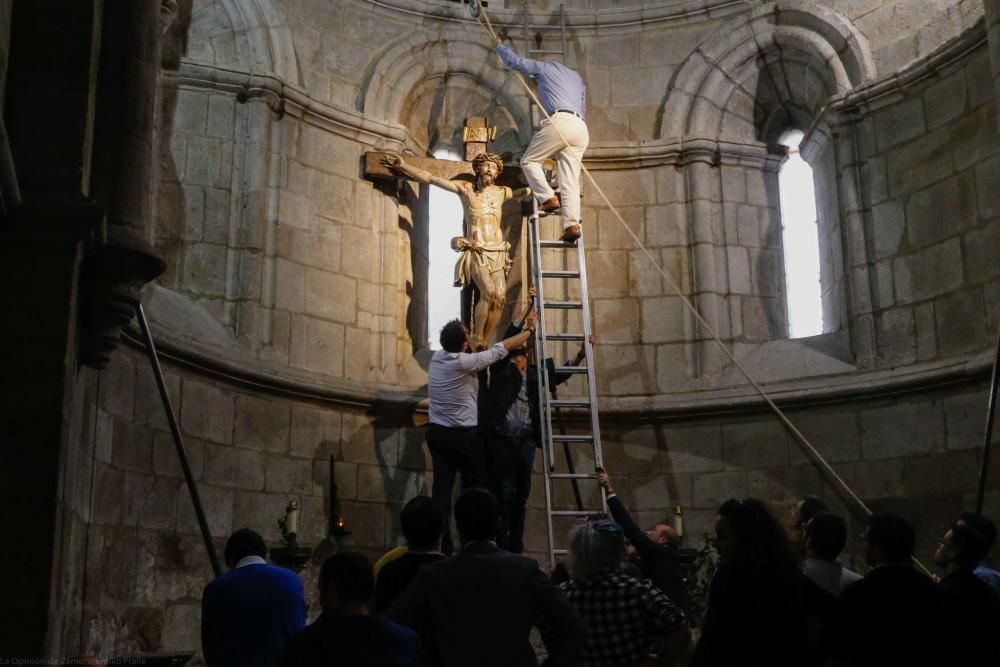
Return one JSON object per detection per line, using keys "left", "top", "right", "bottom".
{"left": 683, "top": 146, "right": 728, "bottom": 377}
{"left": 81, "top": 0, "right": 167, "bottom": 368}
{"left": 0, "top": 0, "right": 167, "bottom": 656}
{"left": 987, "top": 0, "right": 1000, "bottom": 131}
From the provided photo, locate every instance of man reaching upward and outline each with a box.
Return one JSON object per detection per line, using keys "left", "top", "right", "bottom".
{"left": 495, "top": 42, "right": 589, "bottom": 244}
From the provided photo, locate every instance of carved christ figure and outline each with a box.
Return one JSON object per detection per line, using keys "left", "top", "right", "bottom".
{"left": 384, "top": 153, "right": 529, "bottom": 350}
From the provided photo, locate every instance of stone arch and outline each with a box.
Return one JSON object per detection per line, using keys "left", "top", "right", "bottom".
{"left": 660, "top": 0, "right": 875, "bottom": 140}
{"left": 177, "top": 0, "right": 299, "bottom": 85}
{"left": 359, "top": 33, "right": 531, "bottom": 145}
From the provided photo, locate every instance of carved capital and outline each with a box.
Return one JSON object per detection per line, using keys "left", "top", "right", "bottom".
{"left": 79, "top": 227, "right": 166, "bottom": 369}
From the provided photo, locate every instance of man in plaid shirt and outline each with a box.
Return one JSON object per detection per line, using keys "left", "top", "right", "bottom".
{"left": 559, "top": 519, "right": 690, "bottom": 666}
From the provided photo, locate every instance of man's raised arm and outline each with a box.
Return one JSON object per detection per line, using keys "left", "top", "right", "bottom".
{"left": 495, "top": 43, "right": 545, "bottom": 77}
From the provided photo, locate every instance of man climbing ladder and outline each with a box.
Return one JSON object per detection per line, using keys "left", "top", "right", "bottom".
{"left": 495, "top": 41, "right": 589, "bottom": 244}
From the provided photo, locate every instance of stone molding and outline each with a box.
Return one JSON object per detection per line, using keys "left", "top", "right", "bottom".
{"left": 830, "top": 18, "right": 988, "bottom": 116}
{"left": 361, "top": 0, "right": 748, "bottom": 33}
{"left": 168, "top": 62, "right": 409, "bottom": 150}
{"left": 126, "top": 303, "right": 992, "bottom": 419}
{"left": 584, "top": 136, "right": 785, "bottom": 171}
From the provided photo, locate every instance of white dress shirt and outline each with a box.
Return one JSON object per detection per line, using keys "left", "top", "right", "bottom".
{"left": 428, "top": 343, "right": 509, "bottom": 427}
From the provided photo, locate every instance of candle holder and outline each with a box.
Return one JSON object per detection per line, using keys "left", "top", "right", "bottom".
{"left": 270, "top": 499, "right": 312, "bottom": 572}
{"left": 329, "top": 456, "right": 351, "bottom": 538}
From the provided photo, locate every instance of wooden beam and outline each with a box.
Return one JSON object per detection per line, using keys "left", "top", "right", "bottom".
{"left": 363, "top": 151, "right": 528, "bottom": 188}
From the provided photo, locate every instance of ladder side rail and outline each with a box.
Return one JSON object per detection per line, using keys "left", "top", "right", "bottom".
{"left": 559, "top": 3, "right": 567, "bottom": 58}
{"left": 574, "top": 235, "right": 607, "bottom": 514}
{"left": 528, "top": 201, "right": 560, "bottom": 570}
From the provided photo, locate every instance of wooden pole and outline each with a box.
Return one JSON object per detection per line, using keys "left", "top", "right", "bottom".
{"left": 976, "top": 322, "right": 1000, "bottom": 514}
{"left": 136, "top": 303, "right": 223, "bottom": 577}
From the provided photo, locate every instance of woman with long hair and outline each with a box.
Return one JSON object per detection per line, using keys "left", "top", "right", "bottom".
{"left": 691, "top": 498, "right": 809, "bottom": 667}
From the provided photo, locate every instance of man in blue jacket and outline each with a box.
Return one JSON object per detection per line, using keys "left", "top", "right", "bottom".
{"left": 495, "top": 42, "right": 588, "bottom": 243}
{"left": 201, "top": 528, "right": 307, "bottom": 667}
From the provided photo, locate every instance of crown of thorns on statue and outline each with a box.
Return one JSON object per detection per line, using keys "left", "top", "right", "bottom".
{"left": 472, "top": 152, "right": 504, "bottom": 175}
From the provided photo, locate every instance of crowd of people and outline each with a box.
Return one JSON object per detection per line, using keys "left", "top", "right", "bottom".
{"left": 199, "top": 318, "right": 1000, "bottom": 666}
{"left": 200, "top": 485, "right": 1000, "bottom": 667}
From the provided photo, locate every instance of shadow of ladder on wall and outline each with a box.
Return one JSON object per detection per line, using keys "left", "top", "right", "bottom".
{"left": 521, "top": 1, "right": 605, "bottom": 571}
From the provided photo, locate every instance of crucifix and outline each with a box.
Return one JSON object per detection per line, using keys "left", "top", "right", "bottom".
{"left": 365, "top": 117, "right": 530, "bottom": 350}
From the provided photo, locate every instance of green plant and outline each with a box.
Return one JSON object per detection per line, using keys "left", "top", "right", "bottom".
{"left": 277, "top": 515, "right": 291, "bottom": 546}
{"left": 686, "top": 532, "right": 720, "bottom": 622}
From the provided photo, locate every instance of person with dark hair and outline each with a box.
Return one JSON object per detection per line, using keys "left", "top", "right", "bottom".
{"left": 559, "top": 518, "right": 690, "bottom": 666}
{"left": 427, "top": 314, "right": 537, "bottom": 554}
{"left": 387, "top": 488, "right": 586, "bottom": 666}
{"left": 281, "top": 552, "right": 420, "bottom": 667}
{"left": 932, "top": 517, "right": 1000, "bottom": 663}
{"left": 787, "top": 495, "right": 828, "bottom": 555}
{"left": 960, "top": 511, "right": 1000, "bottom": 596}
{"left": 838, "top": 513, "right": 943, "bottom": 666}
{"left": 803, "top": 511, "right": 861, "bottom": 596}
{"left": 375, "top": 496, "right": 447, "bottom": 613}
{"left": 480, "top": 291, "right": 586, "bottom": 553}
{"left": 596, "top": 468, "right": 693, "bottom": 622}
{"left": 201, "top": 528, "right": 307, "bottom": 667}
{"left": 691, "top": 498, "right": 813, "bottom": 667}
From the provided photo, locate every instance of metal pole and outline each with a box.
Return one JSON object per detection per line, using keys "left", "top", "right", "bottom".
{"left": 976, "top": 322, "right": 1000, "bottom": 514}
{"left": 135, "top": 303, "right": 223, "bottom": 577}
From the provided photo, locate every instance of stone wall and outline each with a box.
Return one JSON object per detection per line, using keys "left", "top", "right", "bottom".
{"left": 66, "top": 346, "right": 429, "bottom": 657}
{"left": 526, "top": 377, "right": 1000, "bottom": 571}
{"left": 35, "top": 0, "right": 1000, "bottom": 660}
{"left": 840, "top": 34, "right": 1000, "bottom": 366}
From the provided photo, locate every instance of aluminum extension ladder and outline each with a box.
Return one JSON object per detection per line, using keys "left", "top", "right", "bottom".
{"left": 527, "top": 197, "right": 606, "bottom": 570}
{"left": 523, "top": 2, "right": 567, "bottom": 131}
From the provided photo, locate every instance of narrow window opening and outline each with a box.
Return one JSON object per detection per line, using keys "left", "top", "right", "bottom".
{"left": 778, "top": 130, "right": 823, "bottom": 338}
{"left": 427, "top": 149, "right": 464, "bottom": 349}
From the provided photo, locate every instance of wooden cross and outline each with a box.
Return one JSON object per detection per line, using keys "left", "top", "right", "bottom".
{"left": 363, "top": 117, "right": 523, "bottom": 188}
{"left": 364, "top": 116, "right": 529, "bottom": 344}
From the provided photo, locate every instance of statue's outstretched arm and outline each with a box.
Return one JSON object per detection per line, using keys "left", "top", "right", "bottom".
{"left": 382, "top": 155, "right": 460, "bottom": 194}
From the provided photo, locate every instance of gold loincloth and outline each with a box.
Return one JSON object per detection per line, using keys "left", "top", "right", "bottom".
{"left": 452, "top": 237, "right": 512, "bottom": 287}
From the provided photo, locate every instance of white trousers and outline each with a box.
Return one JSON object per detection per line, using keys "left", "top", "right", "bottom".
{"left": 519, "top": 112, "right": 589, "bottom": 229}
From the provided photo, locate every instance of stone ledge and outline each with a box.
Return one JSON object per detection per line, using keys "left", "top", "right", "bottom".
{"left": 124, "top": 286, "right": 992, "bottom": 420}
{"left": 362, "top": 0, "right": 747, "bottom": 32}
{"left": 606, "top": 351, "right": 992, "bottom": 419}
{"left": 831, "top": 18, "right": 987, "bottom": 115}
{"left": 168, "top": 62, "right": 409, "bottom": 151}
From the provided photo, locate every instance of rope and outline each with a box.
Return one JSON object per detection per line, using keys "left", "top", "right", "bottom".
{"left": 471, "top": 2, "right": 934, "bottom": 576}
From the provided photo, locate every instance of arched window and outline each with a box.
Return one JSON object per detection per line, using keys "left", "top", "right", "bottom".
{"left": 426, "top": 149, "right": 464, "bottom": 349}
{"left": 778, "top": 130, "right": 823, "bottom": 338}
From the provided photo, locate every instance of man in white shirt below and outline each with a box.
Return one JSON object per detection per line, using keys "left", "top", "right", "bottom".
{"left": 803, "top": 510, "right": 862, "bottom": 597}
{"left": 428, "top": 314, "right": 536, "bottom": 554}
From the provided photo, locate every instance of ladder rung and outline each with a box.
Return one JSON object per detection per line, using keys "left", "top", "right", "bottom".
{"left": 528, "top": 49, "right": 565, "bottom": 55}
{"left": 551, "top": 510, "right": 603, "bottom": 516}
{"left": 551, "top": 434, "right": 593, "bottom": 443}
{"left": 551, "top": 399, "right": 590, "bottom": 408}
{"left": 544, "top": 300, "right": 582, "bottom": 309}
{"left": 550, "top": 473, "right": 597, "bottom": 479}
{"left": 541, "top": 270, "right": 580, "bottom": 279}
{"left": 545, "top": 333, "right": 585, "bottom": 342}
{"left": 554, "top": 549, "right": 568, "bottom": 556}
{"left": 551, "top": 365, "right": 588, "bottom": 374}
{"left": 539, "top": 240, "right": 577, "bottom": 248}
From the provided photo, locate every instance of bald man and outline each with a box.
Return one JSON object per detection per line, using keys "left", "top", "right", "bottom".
{"left": 597, "top": 468, "right": 693, "bottom": 623}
